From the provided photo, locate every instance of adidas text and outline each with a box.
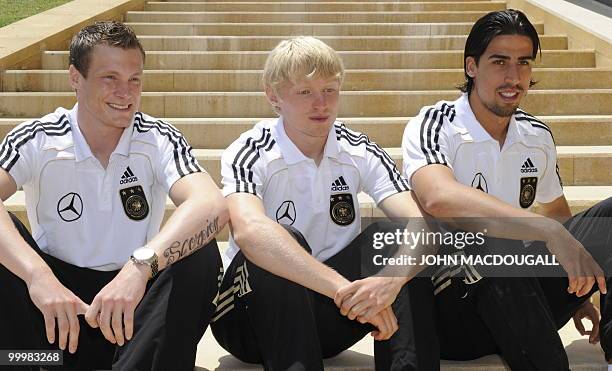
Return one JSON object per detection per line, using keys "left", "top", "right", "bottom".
{"left": 120, "top": 177, "right": 138, "bottom": 184}
{"left": 331, "top": 185, "right": 350, "bottom": 192}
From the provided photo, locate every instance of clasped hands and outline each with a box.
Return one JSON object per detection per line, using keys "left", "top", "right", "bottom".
{"left": 333, "top": 276, "right": 405, "bottom": 340}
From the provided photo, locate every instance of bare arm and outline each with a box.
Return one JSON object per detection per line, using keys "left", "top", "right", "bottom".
{"left": 535, "top": 195, "right": 572, "bottom": 222}
{"left": 0, "top": 169, "right": 48, "bottom": 283}
{"left": 0, "top": 169, "right": 88, "bottom": 353}
{"left": 228, "top": 192, "right": 397, "bottom": 340}
{"left": 86, "top": 172, "right": 229, "bottom": 346}
{"left": 412, "top": 164, "right": 605, "bottom": 297}
{"left": 412, "top": 164, "right": 563, "bottom": 240}
{"left": 228, "top": 192, "right": 348, "bottom": 298}
{"left": 153, "top": 172, "right": 229, "bottom": 270}
{"left": 335, "top": 191, "right": 437, "bottom": 321}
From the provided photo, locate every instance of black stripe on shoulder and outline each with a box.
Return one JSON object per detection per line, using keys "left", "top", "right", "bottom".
{"left": 516, "top": 109, "right": 548, "bottom": 126}
{"left": 515, "top": 111, "right": 561, "bottom": 185}
{"left": 419, "top": 104, "right": 454, "bottom": 166}
{"left": 335, "top": 123, "right": 409, "bottom": 192}
{"left": 230, "top": 128, "right": 276, "bottom": 195}
{"left": 514, "top": 112, "right": 555, "bottom": 144}
{"left": 0, "top": 115, "right": 71, "bottom": 172}
{"left": 134, "top": 113, "right": 201, "bottom": 178}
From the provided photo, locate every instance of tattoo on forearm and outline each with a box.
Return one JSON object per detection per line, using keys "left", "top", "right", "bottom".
{"left": 163, "top": 216, "right": 220, "bottom": 265}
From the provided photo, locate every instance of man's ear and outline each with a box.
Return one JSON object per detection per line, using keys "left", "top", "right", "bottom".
{"left": 264, "top": 84, "right": 281, "bottom": 112}
{"left": 465, "top": 56, "right": 477, "bottom": 78}
{"left": 68, "top": 65, "right": 83, "bottom": 92}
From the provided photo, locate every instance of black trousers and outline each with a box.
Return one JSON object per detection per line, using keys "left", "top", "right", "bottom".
{"left": 398, "top": 196, "right": 612, "bottom": 371}
{"left": 210, "top": 222, "right": 438, "bottom": 371}
{"left": 0, "top": 213, "right": 223, "bottom": 371}
{"left": 534, "top": 196, "right": 612, "bottom": 362}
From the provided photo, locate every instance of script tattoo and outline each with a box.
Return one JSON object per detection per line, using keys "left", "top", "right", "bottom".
{"left": 163, "top": 216, "right": 220, "bottom": 265}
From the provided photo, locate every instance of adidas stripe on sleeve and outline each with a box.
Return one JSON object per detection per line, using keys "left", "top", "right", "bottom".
{"left": 335, "top": 123, "right": 410, "bottom": 203}
{"left": 402, "top": 104, "right": 455, "bottom": 186}
{"left": 221, "top": 127, "right": 274, "bottom": 198}
{"left": 0, "top": 115, "right": 71, "bottom": 188}
{"left": 134, "top": 113, "right": 203, "bottom": 192}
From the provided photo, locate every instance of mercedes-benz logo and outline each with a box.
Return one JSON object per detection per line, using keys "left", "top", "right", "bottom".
{"left": 471, "top": 173, "right": 488, "bottom": 193}
{"left": 57, "top": 192, "right": 83, "bottom": 222}
{"left": 276, "top": 200, "right": 296, "bottom": 225}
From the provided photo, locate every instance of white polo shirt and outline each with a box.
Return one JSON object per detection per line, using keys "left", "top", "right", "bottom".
{"left": 0, "top": 105, "right": 202, "bottom": 271}
{"left": 221, "top": 117, "right": 409, "bottom": 268}
{"left": 402, "top": 93, "right": 563, "bottom": 209}
{"left": 402, "top": 93, "right": 564, "bottom": 294}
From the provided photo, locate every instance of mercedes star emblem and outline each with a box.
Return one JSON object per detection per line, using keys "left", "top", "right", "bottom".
{"left": 276, "top": 200, "right": 296, "bottom": 225}
{"left": 471, "top": 173, "right": 489, "bottom": 193}
{"left": 57, "top": 192, "right": 83, "bottom": 222}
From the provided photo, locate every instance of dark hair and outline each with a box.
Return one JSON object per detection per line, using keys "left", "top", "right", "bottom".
{"left": 69, "top": 21, "right": 145, "bottom": 78}
{"left": 458, "top": 9, "right": 540, "bottom": 94}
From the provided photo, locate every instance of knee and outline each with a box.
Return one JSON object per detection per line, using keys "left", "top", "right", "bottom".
{"left": 589, "top": 197, "right": 612, "bottom": 218}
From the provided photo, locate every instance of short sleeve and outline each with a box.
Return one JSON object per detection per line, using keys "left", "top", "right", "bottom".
{"left": 360, "top": 138, "right": 410, "bottom": 204}
{"left": 402, "top": 106, "right": 453, "bottom": 186}
{"left": 155, "top": 122, "right": 203, "bottom": 192}
{"left": 535, "top": 133, "right": 564, "bottom": 203}
{"left": 0, "top": 120, "right": 44, "bottom": 188}
{"left": 221, "top": 130, "right": 269, "bottom": 198}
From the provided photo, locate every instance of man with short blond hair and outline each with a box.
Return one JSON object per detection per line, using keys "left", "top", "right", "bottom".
{"left": 211, "top": 36, "right": 438, "bottom": 371}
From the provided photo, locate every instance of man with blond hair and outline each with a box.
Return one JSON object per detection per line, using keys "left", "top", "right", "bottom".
{"left": 211, "top": 36, "right": 438, "bottom": 371}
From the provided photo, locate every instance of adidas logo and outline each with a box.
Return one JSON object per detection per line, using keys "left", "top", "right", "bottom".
{"left": 120, "top": 166, "right": 139, "bottom": 184}
{"left": 331, "top": 176, "right": 350, "bottom": 192}
{"left": 520, "top": 158, "right": 538, "bottom": 173}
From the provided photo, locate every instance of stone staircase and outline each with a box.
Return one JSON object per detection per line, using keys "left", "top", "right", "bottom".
{"left": 1, "top": 0, "right": 611, "bottom": 369}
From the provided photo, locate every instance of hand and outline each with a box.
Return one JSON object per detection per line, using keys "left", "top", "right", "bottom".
{"left": 85, "top": 261, "right": 149, "bottom": 346}
{"left": 546, "top": 229, "right": 606, "bottom": 297}
{"left": 366, "top": 307, "right": 398, "bottom": 341}
{"left": 573, "top": 301, "right": 600, "bottom": 344}
{"left": 27, "top": 269, "right": 89, "bottom": 353}
{"left": 334, "top": 277, "right": 405, "bottom": 323}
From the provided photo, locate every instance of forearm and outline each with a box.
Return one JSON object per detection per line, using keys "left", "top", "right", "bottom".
{"left": 234, "top": 218, "right": 349, "bottom": 299}
{"left": 0, "top": 204, "right": 52, "bottom": 285}
{"left": 147, "top": 195, "right": 228, "bottom": 271}
{"left": 422, "top": 184, "right": 563, "bottom": 243}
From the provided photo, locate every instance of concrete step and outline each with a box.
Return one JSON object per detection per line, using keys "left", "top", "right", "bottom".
{"left": 144, "top": 1, "right": 507, "bottom": 12}
{"left": 118, "top": 34, "right": 568, "bottom": 51}
{"left": 1, "top": 115, "right": 610, "bottom": 148}
{"left": 124, "top": 11, "right": 491, "bottom": 23}
{"left": 191, "top": 146, "right": 612, "bottom": 188}
{"left": 2, "top": 90, "right": 611, "bottom": 118}
{"left": 5, "top": 68, "right": 610, "bottom": 92}
{"left": 194, "top": 319, "right": 604, "bottom": 370}
{"left": 126, "top": 21, "right": 545, "bottom": 36}
{"left": 40, "top": 50, "right": 596, "bottom": 70}
{"left": 6, "top": 186, "right": 612, "bottom": 238}
{"left": 190, "top": 146, "right": 612, "bottom": 188}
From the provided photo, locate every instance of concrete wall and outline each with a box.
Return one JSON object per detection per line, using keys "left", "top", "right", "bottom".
{"left": 508, "top": 0, "right": 612, "bottom": 67}
{"left": 0, "top": 0, "right": 146, "bottom": 70}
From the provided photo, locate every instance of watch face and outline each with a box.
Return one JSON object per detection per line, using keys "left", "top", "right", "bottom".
{"left": 133, "top": 247, "right": 154, "bottom": 261}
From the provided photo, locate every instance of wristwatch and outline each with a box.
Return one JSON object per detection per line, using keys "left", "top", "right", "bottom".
{"left": 130, "top": 246, "right": 159, "bottom": 279}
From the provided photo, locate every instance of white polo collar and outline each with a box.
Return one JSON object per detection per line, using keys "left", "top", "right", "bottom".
{"left": 273, "top": 116, "right": 340, "bottom": 165}
{"left": 68, "top": 104, "right": 134, "bottom": 163}
{"left": 454, "top": 93, "right": 531, "bottom": 148}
